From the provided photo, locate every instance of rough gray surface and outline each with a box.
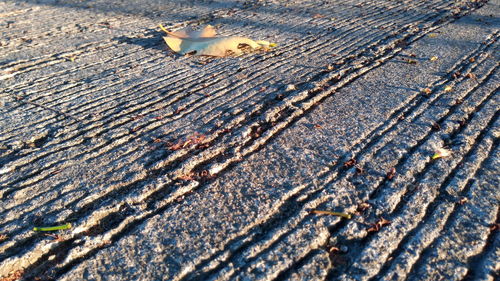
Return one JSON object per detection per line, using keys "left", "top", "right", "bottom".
{"left": 0, "top": 0, "right": 499, "bottom": 280}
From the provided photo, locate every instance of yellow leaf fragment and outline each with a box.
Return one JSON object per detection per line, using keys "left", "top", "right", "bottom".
{"left": 444, "top": 85, "right": 453, "bottom": 92}
{"left": 428, "top": 33, "right": 438, "bottom": 38}
{"left": 160, "top": 24, "right": 275, "bottom": 57}
{"left": 430, "top": 56, "right": 438, "bottom": 61}
{"left": 432, "top": 147, "right": 451, "bottom": 159}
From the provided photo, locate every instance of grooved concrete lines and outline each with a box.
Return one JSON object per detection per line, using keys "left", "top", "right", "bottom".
{"left": 0, "top": 0, "right": 498, "bottom": 280}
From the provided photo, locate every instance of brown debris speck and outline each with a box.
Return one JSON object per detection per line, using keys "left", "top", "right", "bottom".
{"left": 344, "top": 158, "right": 357, "bottom": 168}
{"left": 355, "top": 165, "right": 364, "bottom": 175}
{"left": 367, "top": 217, "right": 391, "bottom": 233}
{"left": 174, "top": 106, "right": 186, "bottom": 115}
{"left": 457, "top": 197, "right": 468, "bottom": 205}
{"left": 490, "top": 223, "right": 500, "bottom": 231}
{"left": 178, "top": 172, "right": 196, "bottom": 181}
{"left": 467, "top": 72, "right": 478, "bottom": 82}
{"left": 386, "top": 167, "right": 396, "bottom": 180}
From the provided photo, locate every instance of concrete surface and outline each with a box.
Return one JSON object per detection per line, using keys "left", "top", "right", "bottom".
{"left": 0, "top": 0, "right": 498, "bottom": 280}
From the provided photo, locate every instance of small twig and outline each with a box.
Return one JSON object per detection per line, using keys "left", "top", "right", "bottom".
{"left": 312, "top": 210, "right": 352, "bottom": 219}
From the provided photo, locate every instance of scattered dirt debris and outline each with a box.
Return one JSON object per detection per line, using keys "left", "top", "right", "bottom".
{"left": 167, "top": 132, "right": 207, "bottom": 151}
{"left": 0, "top": 270, "right": 24, "bottom": 281}
{"left": 178, "top": 169, "right": 215, "bottom": 181}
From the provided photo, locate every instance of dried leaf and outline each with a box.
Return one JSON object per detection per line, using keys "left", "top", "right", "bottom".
{"left": 444, "top": 85, "right": 453, "bottom": 92}
{"left": 430, "top": 56, "right": 438, "bottom": 61}
{"left": 160, "top": 24, "right": 274, "bottom": 57}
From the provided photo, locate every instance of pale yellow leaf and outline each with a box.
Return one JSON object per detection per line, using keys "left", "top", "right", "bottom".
{"left": 160, "top": 24, "right": 274, "bottom": 57}
{"left": 164, "top": 36, "right": 265, "bottom": 56}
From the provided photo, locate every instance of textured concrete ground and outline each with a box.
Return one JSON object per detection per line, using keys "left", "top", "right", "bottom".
{"left": 0, "top": 0, "right": 498, "bottom": 280}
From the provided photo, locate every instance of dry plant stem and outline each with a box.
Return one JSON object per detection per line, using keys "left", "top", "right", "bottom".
{"left": 312, "top": 210, "right": 352, "bottom": 219}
